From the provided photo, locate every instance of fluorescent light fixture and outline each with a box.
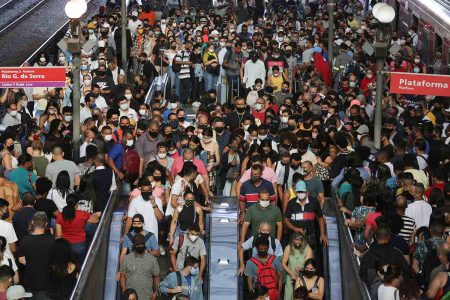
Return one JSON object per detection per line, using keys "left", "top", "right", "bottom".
{"left": 218, "top": 259, "right": 229, "bottom": 265}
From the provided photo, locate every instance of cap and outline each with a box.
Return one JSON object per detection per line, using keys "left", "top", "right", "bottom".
{"left": 131, "top": 11, "right": 138, "bottom": 17}
{"left": 295, "top": 181, "right": 307, "bottom": 192}
{"left": 350, "top": 99, "right": 361, "bottom": 107}
{"left": 98, "top": 40, "right": 106, "bottom": 47}
{"left": 87, "top": 22, "right": 96, "bottom": 29}
{"left": 211, "top": 30, "right": 220, "bottom": 35}
{"left": 313, "top": 46, "right": 322, "bottom": 53}
{"left": 200, "top": 17, "right": 207, "bottom": 22}
{"left": 335, "top": 135, "right": 348, "bottom": 148}
{"left": 132, "top": 233, "right": 146, "bottom": 246}
{"left": 356, "top": 124, "right": 369, "bottom": 135}
{"left": 6, "top": 286, "right": 32, "bottom": 300}
{"left": 344, "top": 40, "right": 352, "bottom": 47}
{"left": 334, "top": 39, "right": 343, "bottom": 46}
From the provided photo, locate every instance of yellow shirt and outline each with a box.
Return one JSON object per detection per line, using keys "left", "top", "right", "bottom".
{"left": 269, "top": 74, "right": 284, "bottom": 92}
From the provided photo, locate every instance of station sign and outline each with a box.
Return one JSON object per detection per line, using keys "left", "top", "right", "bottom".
{"left": 0, "top": 67, "right": 66, "bottom": 88}
{"left": 390, "top": 72, "right": 450, "bottom": 96}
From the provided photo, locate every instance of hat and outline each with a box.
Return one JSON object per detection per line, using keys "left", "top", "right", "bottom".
{"left": 334, "top": 39, "right": 343, "bottom": 46}
{"left": 356, "top": 94, "right": 366, "bottom": 104}
{"left": 295, "top": 181, "right": 307, "bottom": 192}
{"left": 6, "top": 286, "right": 32, "bottom": 300}
{"left": 98, "top": 40, "right": 106, "bottom": 47}
{"left": 200, "top": 17, "right": 207, "bottom": 23}
{"left": 313, "top": 46, "right": 322, "bottom": 53}
{"left": 87, "top": 22, "right": 96, "bottom": 29}
{"left": 132, "top": 234, "right": 146, "bottom": 246}
{"left": 356, "top": 124, "right": 369, "bottom": 135}
{"left": 350, "top": 99, "right": 361, "bottom": 107}
{"left": 131, "top": 11, "right": 138, "bottom": 17}
{"left": 345, "top": 27, "right": 353, "bottom": 34}
{"left": 210, "top": 30, "right": 220, "bottom": 36}
{"left": 344, "top": 40, "right": 352, "bottom": 47}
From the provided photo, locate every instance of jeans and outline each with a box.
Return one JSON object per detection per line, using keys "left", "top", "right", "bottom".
{"left": 179, "top": 78, "right": 192, "bottom": 103}
{"left": 71, "top": 241, "right": 87, "bottom": 267}
{"left": 84, "top": 223, "right": 98, "bottom": 248}
{"left": 168, "top": 66, "right": 176, "bottom": 89}
{"left": 203, "top": 72, "right": 218, "bottom": 92}
{"left": 174, "top": 73, "right": 180, "bottom": 96}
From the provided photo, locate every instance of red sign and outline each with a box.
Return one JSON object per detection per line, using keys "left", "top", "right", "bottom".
{"left": 390, "top": 72, "right": 450, "bottom": 96}
{"left": 0, "top": 67, "right": 66, "bottom": 88}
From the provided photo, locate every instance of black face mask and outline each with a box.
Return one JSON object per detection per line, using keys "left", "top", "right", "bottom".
{"left": 250, "top": 175, "right": 260, "bottom": 183}
{"left": 303, "top": 270, "right": 315, "bottom": 278}
{"left": 153, "top": 176, "right": 162, "bottom": 182}
{"left": 133, "top": 226, "right": 143, "bottom": 233}
{"left": 120, "top": 125, "right": 128, "bottom": 131}
{"left": 257, "top": 249, "right": 268, "bottom": 258}
{"left": 149, "top": 131, "right": 158, "bottom": 138}
{"left": 6, "top": 145, "right": 14, "bottom": 152}
{"left": 134, "top": 245, "right": 146, "bottom": 254}
{"left": 291, "top": 164, "right": 300, "bottom": 169}
{"left": 236, "top": 107, "right": 246, "bottom": 113}
{"left": 215, "top": 127, "right": 224, "bottom": 133}
{"left": 288, "top": 125, "right": 296, "bottom": 130}
{"left": 111, "top": 120, "right": 119, "bottom": 127}
{"left": 1, "top": 211, "right": 9, "bottom": 220}
{"left": 98, "top": 70, "right": 106, "bottom": 76}
{"left": 141, "top": 192, "right": 152, "bottom": 200}
{"left": 178, "top": 117, "right": 185, "bottom": 123}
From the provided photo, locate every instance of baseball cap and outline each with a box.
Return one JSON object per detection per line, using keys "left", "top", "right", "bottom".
{"left": 87, "top": 22, "right": 96, "bottom": 29}
{"left": 211, "top": 30, "right": 220, "bottom": 35}
{"left": 356, "top": 124, "right": 369, "bottom": 135}
{"left": 295, "top": 181, "right": 307, "bottom": 192}
{"left": 200, "top": 17, "right": 207, "bottom": 23}
{"left": 350, "top": 99, "right": 361, "bottom": 107}
{"left": 6, "top": 286, "right": 32, "bottom": 300}
{"left": 131, "top": 11, "right": 138, "bottom": 17}
{"left": 98, "top": 40, "right": 106, "bottom": 47}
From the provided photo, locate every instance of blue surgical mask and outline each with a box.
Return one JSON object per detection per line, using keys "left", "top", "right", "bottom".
{"left": 190, "top": 267, "right": 199, "bottom": 276}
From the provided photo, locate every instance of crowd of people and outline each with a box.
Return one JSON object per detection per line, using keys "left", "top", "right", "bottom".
{"left": 0, "top": 0, "right": 448, "bottom": 299}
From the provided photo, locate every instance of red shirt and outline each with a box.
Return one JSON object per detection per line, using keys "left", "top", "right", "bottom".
{"left": 252, "top": 110, "right": 266, "bottom": 124}
{"left": 425, "top": 183, "right": 445, "bottom": 199}
{"left": 57, "top": 210, "right": 91, "bottom": 244}
{"left": 360, "top": 77, "right": 375, "bottom": 96}
{"left": 365, "top": 212, "right": 382, "bottom": 232}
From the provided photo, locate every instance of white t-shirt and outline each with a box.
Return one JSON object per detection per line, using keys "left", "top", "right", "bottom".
{"left": 416, "top": 154, "right": 429, "bottom": 171}
{"left": 1, "top": 252, "right": 18, "bottom": 271}
{"left": 167, "top": 177, "right": 194, "bottom": 217}
{"left": 119, "top": 108, "right": 138, "bottom": 122}
{"left": 48, "top": 188, "right": 73, "bottom": 212}
{"left": 0, "top": 220, "right": 17, "bottom": 258}
{"left": 377, "top": 285, "right": 400, "bottom": 300}
{"left": 127, "top": 195, "right": 163, "bottom": 242}
{"left": 405, "top": 200, "right": 432, "bottom": 228}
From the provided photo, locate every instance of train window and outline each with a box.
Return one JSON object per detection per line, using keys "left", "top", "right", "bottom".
{"left": 435, "top": 34, "right": 443, "bottom": 54}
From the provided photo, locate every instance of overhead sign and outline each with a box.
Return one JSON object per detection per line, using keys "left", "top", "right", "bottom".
{"left": 0, "top": 67, "right": 66, "bottom": 88}
{"left": 390, "top": 72, "right": 450, "bottom": 96}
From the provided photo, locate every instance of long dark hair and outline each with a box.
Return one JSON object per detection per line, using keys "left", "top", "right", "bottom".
{"left": 145, "top": 161, "right": 167, "bottom": 185}
{"left": 55, "top": 171, "right": 71, "bottom": 198}
{"left": 62, "top": 193, "right": 79, "bottom": 221}
{"left": 48, "top": 238, "right": 76, "bottom": 279}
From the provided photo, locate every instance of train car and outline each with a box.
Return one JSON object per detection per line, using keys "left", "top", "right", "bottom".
{"left": 385, "top": 0, "right": 450, "bottom": 74}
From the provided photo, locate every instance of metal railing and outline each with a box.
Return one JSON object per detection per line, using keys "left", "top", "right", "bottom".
{"left": 70, "top": 190, "right": 120, "bottom": 300}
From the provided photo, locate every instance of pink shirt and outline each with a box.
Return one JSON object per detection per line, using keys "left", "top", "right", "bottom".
{"left": 239, "top": 166, "right": 277, "bottom": 183}
{"left": 170, "top": 157, "right": 207, "bottom": 177}
{"left": 365, "top": 212, "right": 382, "bottom": 231}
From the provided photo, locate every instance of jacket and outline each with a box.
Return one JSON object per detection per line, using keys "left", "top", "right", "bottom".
{"left": 159, "top": 271, "right": 204, "bottom": 300}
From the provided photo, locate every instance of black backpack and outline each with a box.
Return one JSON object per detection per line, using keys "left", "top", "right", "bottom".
{"left": 418, "top": 240, "right": 441, "bottom": 290}
{"left": 125, "top": 232, "right": 154, "bottom": 254}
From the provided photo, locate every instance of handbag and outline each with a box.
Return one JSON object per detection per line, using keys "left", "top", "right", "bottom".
{"left": 206, "top": 54, "right": 220, "bottom": 75}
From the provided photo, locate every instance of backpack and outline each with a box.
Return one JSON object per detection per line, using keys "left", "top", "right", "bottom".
{"left": 172, "top": 51, "right": 184, "bottom": 73}
{"left": 125, "top": 232, "right": 154, "bottom": 254}
{"left": 122, "top": 146, "right": 140, "bottom": 180}
{"left": 160, "top": 271, "right": 183, "bottom": 300}
{"left": 249, "top": 255, "right": 278, "bottom": 291}
{"left": 419, "top": 240, "right": 441, "bottom": 290}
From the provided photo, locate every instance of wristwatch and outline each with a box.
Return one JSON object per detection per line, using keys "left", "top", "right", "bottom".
{"left": 152, "top": 204, "right": 157, "bottom": 209}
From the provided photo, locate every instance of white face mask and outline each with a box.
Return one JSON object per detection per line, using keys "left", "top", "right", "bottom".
{"left": 125, "top": 94, "right": 132, "bottom": 100}
{"left": 258, "top": 135, "right": 267, "bottom": 141}
{"left": 104, "top": 134, "right": 113, "bottom": 141}
{"left": 158, "top": 153, "right": 167, "bottom": 159}
{"left": 219, "top": 42, "right": 226, "bottom": 47}
{"left": 39, "top": 57, "right": 46, "bottom": 63}
{"left": 197, "top": 133, "right": 203, "bottom": 140}
{"left": 297, "top": 192, "right": 307, "bottom": 200}
{"left": 251, "top": 136, "right": 258, "bottom": 141}
{"left": 169, "top": 149, "right": 177, "bottom": 155}
{"left": 189, "top": 234, "right": 199, "bottom": 242}
{"left": 9, "top": 110, "right": 17, "bottom": 117}
{"left": 414, "top": 59, "right": 420, "bottom": 64}
{"left": 139, "top": 109, "right": 147, "bottom": 116}
{"left": 64, "top": 115, "right": 73, "bottom": 122}
{"left": 243, "top": 124, "right": 250, "bottom": 131}
{"left": 259, "top": 200, "right": 270, "bottom": 208}
{"left": 281, "top": 116, "right": 289, "bottom": 124}
{"left": 255, "top": 103, "right": 263, "bottom": 111}
{"left": 168, "top": 102, "right": 177, "bottom": 109}
{"left": 126, "top": 139, "right": 134, "bottom": 147}
{"left": 120, "top": 103, "right": 129, "bottom": 110}
{"left": 84, "top": 79, "right": 92, "bottom": 86}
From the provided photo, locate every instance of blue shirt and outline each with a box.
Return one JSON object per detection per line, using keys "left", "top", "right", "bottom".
{"left": 8, "top": 167, "right": 37, "bottom": 196}
{"left": 108, "top": 143, "right": 125, "bottom": 171}
{"left": 122, "top": 230, "right": 158, "bottom": 252}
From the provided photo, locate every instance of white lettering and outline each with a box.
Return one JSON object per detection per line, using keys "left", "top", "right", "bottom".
{"left": 399, "top": 78, "right": 448, "bottom": 89}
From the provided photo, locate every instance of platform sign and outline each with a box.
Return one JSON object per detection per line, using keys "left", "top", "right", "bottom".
{"left": 0, "top": 67, "right": 66, "bottom": 88}
{"left": 390, "top": 72, "right": 450, "bottom": 96}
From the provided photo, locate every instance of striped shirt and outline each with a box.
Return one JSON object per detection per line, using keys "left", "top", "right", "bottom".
{"left": 399, "top": 214, "right": 416, "bottom": 243}
{"left": 175, "top": 50, "right": 192, "bottom": 80}
{"left": 239, "top": 178, "right": 276, "bottom": 208}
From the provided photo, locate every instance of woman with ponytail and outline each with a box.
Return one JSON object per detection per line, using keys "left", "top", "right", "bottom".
{"left": 55, "top": 193, "right": 101, "bottom": 266}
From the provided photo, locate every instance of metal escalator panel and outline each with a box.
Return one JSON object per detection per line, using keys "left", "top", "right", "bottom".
{"left": 104, "top": 210, "right": 125, "bottom": 300}
{"left": 324, "top": 216, "right": 342, "bottom": 300}
{"left": 208, "top": 197, "right": 239, "bottom": 300}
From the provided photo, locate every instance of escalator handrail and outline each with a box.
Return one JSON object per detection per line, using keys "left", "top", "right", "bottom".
{"left": 331, "top": 193, "right": 372, "bottom": 300}
{"left": 322, "top": 219, "right": 331, "bottom": 300}
{"left": 70, "top": 190, "right": 119, "bottom": 300}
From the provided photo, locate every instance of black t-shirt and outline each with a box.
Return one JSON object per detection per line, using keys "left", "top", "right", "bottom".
{"left": 12, "top": 207, "right": 36, "bottom": 242}
{"left": 91, "top": 75, "right": 116, "bottom": 101}
{"left": 18, "top": 233, "right": 54, "bottom": 292}
{"left": 284, "top": 196, "right": 323, "bottom": 237}
{"left": 34, "top": 198, "right": 58, "bottom": 221}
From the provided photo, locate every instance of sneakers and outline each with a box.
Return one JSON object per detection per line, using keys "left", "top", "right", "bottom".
{"left": 159, "top": 245, "right": 166, "bottom": 256}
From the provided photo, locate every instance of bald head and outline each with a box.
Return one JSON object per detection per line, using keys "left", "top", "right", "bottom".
{"left": 395, "top": 195, "right": 407, "bottom": 212}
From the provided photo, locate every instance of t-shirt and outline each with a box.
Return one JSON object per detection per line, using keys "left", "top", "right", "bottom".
{"left": 34, "top": 198, "right": 58, "bottom": 221}
{"left": 18, "top": 233, "right": 54, "bottom": 291}
{"left": 242, "top": 236, "right": 284, "bottom": 257}
{"left": 56, "top": 210, "right": 91, "bottom": 244}
{"left": 0, "top": 220, "right": 17, "bottom": 258}
{"left": 244, "top": 203, "right": 282, "bottom": 237}
{"left": 12, "top": 207, "right": 36, "bottom": 242}
{"left": 48, "top": 188, "right": 73, "bottom": 212}
{"left": 377, "top": 285, "right": 399, "bottom": 300}
{"left": 284, "top": 196, "right": 323, "bottom": 236}
{"left": 172, "top": 234, "right": 207, "bottom": 271}
{"left": 7, "top": 167, "right": 37, "bottom": 196}
{"left": 244, "top": 255, "right": 283, "bottom": 284}
{"left": 123, "top": 230, "right": 158, "bottom": 252}
{"left": 127, "top": 196, "right": 163, "bottom": 242}
{"left": 304, "top": 177, "right": 324, "bottom": 199}
{"left": 239, "top": 179, "right": 276, "bottom": 208}
{"left": 45, "top": 160, "right": 80, "bottom": 190}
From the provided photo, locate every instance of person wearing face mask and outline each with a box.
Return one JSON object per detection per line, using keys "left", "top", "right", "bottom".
{"left": 60, "top": 106, "right": 73, "bottom": 136}
{"left": 294, "top": 259, "right": 324, "bottom": 300}
{"left": 265, "top": 47, "right": 288, "bottom": 78}
{"left": 160, "top": 256, "right": 204, "bottom": 299}
{"left": 282, "top": 233, "right": 313, "bottom": 300}
{"left": 119, "top": 233, "right": 161, "bottom": 300}
{"left": 244, "top": 236, "right": 283, "bottom": 300}
{"left": 148, "top": 142, "right": 174, "bottom": 172}
{"left": 301, "top": 161, "right": 325, "bottom": 208}
{"left": 119, "top": 214, "right": 159, "bottom": 266}
{"left": 91, "top": 64, "right": 115, "bottom": 103}
{"left": 203, "top": 43, "right": 220, "bottom": 92}
{"left": 118, "top": 97, "right": 138, "bottom": 123}
{"left": 170, "top": 225, "right": 207, "bottom": 277}
{"left": 1, "top": 102, "right": 21, "bottom": 127}
{"left": 200, "top": 128, "right": 221, "bottom": 194}
{"left": 130, "top": 25, "right": 150, "bottom": 77}
{"left": 243, "top": 51, "right": 266, "bottom": 90}
{"left": 284, "top": 181, "right": 329, "bottom": 252}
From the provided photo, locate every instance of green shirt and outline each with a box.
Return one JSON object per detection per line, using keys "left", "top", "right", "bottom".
{"left": 8, "top": 167, "right": 37, "bottom": 196}
{"left": 245, "top": 203, "right": 282, "bottom": 237}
